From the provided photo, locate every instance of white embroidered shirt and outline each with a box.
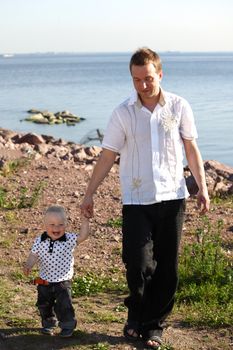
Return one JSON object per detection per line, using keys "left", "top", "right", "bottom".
{"left": 102, "top": 89, "right": 198, "bottom": 204}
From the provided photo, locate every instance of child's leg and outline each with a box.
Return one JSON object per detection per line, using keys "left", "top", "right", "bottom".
{"left": 54, "top": 281, "right": 77, "bottom": 330}
{"left": 37, "top": 285, "right": 57, "bottom": 328}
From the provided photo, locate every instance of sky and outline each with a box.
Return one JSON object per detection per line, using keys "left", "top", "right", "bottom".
{"left": 0, "top": 0, "right": 233, "bottom": 53}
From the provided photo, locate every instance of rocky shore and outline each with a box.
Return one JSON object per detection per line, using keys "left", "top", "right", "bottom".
{"left": 1, "top": 127, "right": 233, "bottom": 197}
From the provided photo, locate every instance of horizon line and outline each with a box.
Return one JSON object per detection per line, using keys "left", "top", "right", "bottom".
{"left": 1, "top": 50, "right": 233, "bottom": 56}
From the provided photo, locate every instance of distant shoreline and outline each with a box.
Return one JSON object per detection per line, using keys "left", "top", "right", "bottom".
{"left": 1, "top": 51, "right": 233, "bottom": 56}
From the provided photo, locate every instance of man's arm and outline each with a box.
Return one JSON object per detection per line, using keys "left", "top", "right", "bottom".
{"left": 183, "top": 138, "right": 210, "bottom": 214}
{"left": 80, "top": 148, "right": 118, "bottom": 218}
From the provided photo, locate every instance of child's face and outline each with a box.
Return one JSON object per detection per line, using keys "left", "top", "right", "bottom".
{"left": 44, "top": 213, "right": 66, "bottom": 240}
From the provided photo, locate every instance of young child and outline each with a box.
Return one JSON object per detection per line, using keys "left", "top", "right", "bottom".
{"left": 23, "top": 205, "right": 89, "bottom": 337}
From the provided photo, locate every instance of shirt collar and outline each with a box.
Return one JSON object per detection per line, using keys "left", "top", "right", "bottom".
{"left": 41, "top": 232, "right": 67, "bottom": 242}
{"left": 128, "top": 88, "right": 166, "bottom": 108}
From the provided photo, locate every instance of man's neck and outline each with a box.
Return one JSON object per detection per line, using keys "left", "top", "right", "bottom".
{"left": 139, "top": 91, "right": 161, "bottom": 112}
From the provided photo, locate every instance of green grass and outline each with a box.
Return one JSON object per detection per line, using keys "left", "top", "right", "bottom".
{"left": 114, "top": 304, "right": 127, "bottom": 312}
{"left": 72, "top": 272, "right": 127, "bottom": 297}
{"left": 106, "top": 217, "right": 122, "bottom": 228}
{"left": 0, "top": 280, "right": 15, "bottom": 318}
{"left": 0, "top": 230, "right": 17, "bottom": 248}
{"left": 0, "top": 159, "right": 28, "bottom": 177}
{"left": 211, "top": 194, "right": 233, "bottom": 206}
{"left": 87, "top": 310, "right": 123, "bottom": 324}
{"left": 0, "top": 181, "right": 46, "bottom": 209}
{"left": 91, "top": 343, "right": 109, "bottom": 350}
{"left": 0, "top": 158, "right": 46, "bottom": 209}
{"left": 177, "top": 217, "right": 233, "bottom": 327}
{"left": 74, "top": 216, "right": 232, "bottom": 328}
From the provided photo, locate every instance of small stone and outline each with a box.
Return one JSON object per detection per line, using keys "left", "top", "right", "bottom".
{"left": 80, "top": 254, "right": 90, "bottom": 260}
{"left": 20, "top": 228, "right": 29, "bottom": 234}
{"left": 73, "top": 191, "right": 79, "bottom": 198}
{"left": 85, "top": 165, "right": 93, "bottom": 172}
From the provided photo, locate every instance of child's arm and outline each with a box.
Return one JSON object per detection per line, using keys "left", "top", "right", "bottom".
{"left": 77, "top": 215, "right": 90, "bottom": 244}
{"left": 23, "top": 252, "right": 38, "bottom": 276}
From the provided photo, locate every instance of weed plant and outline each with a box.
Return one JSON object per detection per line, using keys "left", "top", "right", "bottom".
{"left": 0, "top": 159, "right": 28, "bottom": 177}
{"left": 106, "top": 217, "right": 122, "bottom": 228}
{"left": 177, "top": 217, "right": 233, "bottom": 327}
{"left": 0, "top": 181, "right": 46, "bottom": 209}
{"left": 91, "top": 344, "right": 109, "bottom": 350}
{"left": 72, "top": 272, "right": 127, "bottom": 297}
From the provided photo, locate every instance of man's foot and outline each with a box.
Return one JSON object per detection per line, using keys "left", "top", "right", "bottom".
{"left": 123, "top": 322, "right": 140, "bottom": 341}
{"left": 41, "top": 327, "right": 54, "bottom": 336}
{"left": 142, "top": 330, "right": 163, "bottom": 349}
{"left": 145, "top": 336, "right": 162, "bottom": 349}
{"left": 59, "top": 328, "right": 74, "bottom": 338}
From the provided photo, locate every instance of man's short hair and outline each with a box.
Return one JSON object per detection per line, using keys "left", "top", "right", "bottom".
{"left": 129, "top": 47, "right": 162, "bottom": 73}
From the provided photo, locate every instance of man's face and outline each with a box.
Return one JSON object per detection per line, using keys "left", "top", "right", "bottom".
{"left": 131, "top": 63, "right": 162, "bottom": 101}
{"left": 44, "top": 213, "right": 66, "bottom": 240}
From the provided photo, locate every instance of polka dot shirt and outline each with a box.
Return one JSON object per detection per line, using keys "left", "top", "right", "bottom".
{"left": 31, "top": 232, "right": 78, "bottom": 282}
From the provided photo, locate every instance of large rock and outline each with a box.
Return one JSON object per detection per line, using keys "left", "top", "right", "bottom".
{"left": 27, "top": 108, "right": 43, "bottom": 114}
{"left": 34, "top": 143, "right": 51, "bottom": 155}
{"left": 73, "top": 148, "right": 88, "bottom": 162}
{"left": 17, "top": 133, "right": 45, "bottom": 145}
{"left": 24, "top": 109, "right": 85, "bottom": 125}
{"left": 25, "top": 113, "right": 49, "bottom": 124}
{"left": 185, "top": 160, "right": 233, "bottom": 197}
{"left": 84, "top": 146, "right": 102, "bottom": 157}
{"left": 0, "top": 128, "right": 18, "bottom": 141}
{"left": 204, "top": 160, "right": 233, "bottom": 182}
{"left": 0, "top": 149, "right": 23, "bottom": 162}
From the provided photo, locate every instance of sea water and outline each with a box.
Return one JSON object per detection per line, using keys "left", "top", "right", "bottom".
{"left": 0, "top": 52, "right": 232, "bottom": 166}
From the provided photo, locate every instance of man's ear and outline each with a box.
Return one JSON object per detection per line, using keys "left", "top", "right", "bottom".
{"left": 158, "top": 70, "right": 163, "bottom": 81}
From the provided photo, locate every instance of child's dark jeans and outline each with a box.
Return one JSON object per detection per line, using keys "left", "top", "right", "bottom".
{"left": 37, "top": 280, "right": 76, "bottom": 330}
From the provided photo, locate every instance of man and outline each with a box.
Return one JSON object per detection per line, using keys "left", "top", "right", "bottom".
{"left": 80, "top": 48, "right": 210, "bottom": 349}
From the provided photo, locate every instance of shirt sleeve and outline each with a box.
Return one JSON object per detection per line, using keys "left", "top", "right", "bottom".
{"left": 67, "top": 233, "right": 78, "bottom": 249}
{"left": 179, "top": 99, "right": 198, "bottom": 140}
{"left": 31, "top": 237, "right": 41, "bottom": 254}
{"left": 102, "top": 108, "right": 126, "bottom": 153}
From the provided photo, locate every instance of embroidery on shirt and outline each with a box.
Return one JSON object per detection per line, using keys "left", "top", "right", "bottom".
{"left": 131, "top": 177, "right": 142, "bottom": 190}
{"left": 160, "top": 113, "right": 178, "bottom": 132}
{"left": 160, "top": 103, "right": 178, "bottom": 133}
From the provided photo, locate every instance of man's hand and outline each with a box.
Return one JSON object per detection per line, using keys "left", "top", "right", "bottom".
{"left": 196, "top": 189, "right": 210, "bottom": 214}
{"left": 80, "top": 195, "right": 94, "bottom": 218}
{"left": 183, "top": 139, "right": 210, "bottom": 215}
{"left": 79, "top": 149, "right": 117, "bottom": 219}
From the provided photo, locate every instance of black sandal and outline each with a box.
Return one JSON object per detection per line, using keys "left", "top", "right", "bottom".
{"left": 142, "top": 330, "right": 163, "bottom": 349}
{"left": 144, "top": 335, "right": 162, "bottom": 349}
{"left": 123, "top": 322, "right": 140, "bottom": 341}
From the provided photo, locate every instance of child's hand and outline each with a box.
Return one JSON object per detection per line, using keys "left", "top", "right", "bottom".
{"left": 78, "top": 214, "right": 90, "bottom": 244}
{"left": 23, "top": 265, "right": 31, "bottom": 276}
{"left": 23, "top": 253, "right": 38, "bottom": 275}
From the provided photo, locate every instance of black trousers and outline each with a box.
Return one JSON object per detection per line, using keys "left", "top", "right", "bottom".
{"left": 37, "top": 280, "right": 77, "bottom": 330}
{"left": 122, "top": 199, "right": 185, "bottom": 333}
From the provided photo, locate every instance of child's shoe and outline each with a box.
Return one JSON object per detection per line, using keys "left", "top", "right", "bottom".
{"left": 41, "top": 327, "right": 54, "bottom": 335}
{"left": 59, "top": 328, "right": 74, "bottom": 338}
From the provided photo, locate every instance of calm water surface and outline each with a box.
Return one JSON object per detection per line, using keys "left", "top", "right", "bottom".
{"left": 0, "top": 52, "right": 232, "bottom": 166}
